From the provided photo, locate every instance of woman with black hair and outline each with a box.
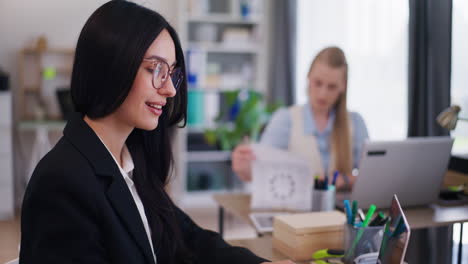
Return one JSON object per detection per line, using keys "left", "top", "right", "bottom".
{"left": 19, "top": 1, "right": 292, "bottom": 264}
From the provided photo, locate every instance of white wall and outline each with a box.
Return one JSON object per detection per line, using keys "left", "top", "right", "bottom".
{"left": 0, "top": 0, "right": 177, "bottom": 99}
{"left": 295, "top": 0, "right": 408, "bottom": 140}
{"left": 0, "top": 0, "right": 178, "bottom": 211}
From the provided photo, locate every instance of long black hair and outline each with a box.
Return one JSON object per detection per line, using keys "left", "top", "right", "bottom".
{"left": 71, "top": 1, "right": 189, "bottom": 263}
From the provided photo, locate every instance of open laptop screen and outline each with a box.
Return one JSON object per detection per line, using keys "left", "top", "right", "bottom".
{"left": 377, "top": 195, "right": 411, "bottom": 264}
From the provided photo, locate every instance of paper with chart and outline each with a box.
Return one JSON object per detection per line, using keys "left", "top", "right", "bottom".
{"left": 250, "top": 144, "right": 313, "bottom": 211}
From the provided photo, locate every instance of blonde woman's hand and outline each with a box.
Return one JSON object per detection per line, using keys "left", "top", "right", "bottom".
{"left": 231, "top": 144, "right": 256, "bottom": 182}
{"left": 261, "top": 260, "right": 295, "bottom": 264}
{"left": 335, "top": 172, "right": 356, "bottom": 190}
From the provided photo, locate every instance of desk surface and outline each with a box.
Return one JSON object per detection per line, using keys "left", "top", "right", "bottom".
{"left": 229, "top": 235, "right": 328, "bottom": 264}
{"left": 213, "top": 193, "right": 468, "bottom": 230}
{"left": 443, "top": 170, "right": 468, "bottom": 187}
{"left": 219, "top": 171, "right": 468, "bottom": 263}
{"left": 219, "top": 194, "right": 468, "bottom": 264}
{"left": 215, "top": 170, "right": 468, "bottom": 230}
{"left": 228, "top": 235, "right": 286, "bottom": 262}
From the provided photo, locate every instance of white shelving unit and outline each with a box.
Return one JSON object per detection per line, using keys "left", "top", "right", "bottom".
{"left": 0, "top": 91, "right": 14, "bottom": 219}
{"left": 187, "top": 42, "right": 260, "bottom": 53}
{"left": 18, "top": 120, "right": 66, "bottom": 131}
{"left": 172, "top": 0, "right": 269, "bottom": 208}
{"left": 187, "top": 151, "right": 232, "bottom": 162}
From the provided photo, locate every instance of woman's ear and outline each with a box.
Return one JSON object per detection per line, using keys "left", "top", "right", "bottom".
{"left": 306, "top": 75, "right": 313, "bottom": 96}
{"left": 339, "top": 82, "right": 346, "bottom": 93}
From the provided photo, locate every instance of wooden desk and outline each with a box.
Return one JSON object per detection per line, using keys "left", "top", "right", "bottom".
{"left": 219, "top": 194, "right": 468, "bottom": 263}
{"left": 213, "top": 193, "right": 468, "bottom": 231}
{"left": 216, "top": 171, "right": 468, "bottom": 264}
{"left": 443, "top": 170, "right": 468, "bottom": 187}
{"left": 228, "top": 235, "right": 341, "bottom": 264}
{"left": 215, "top": 170, "right": 468, "bottom": 231}
{"left": 228, "top": 235, "right": 286, "bottom": 262}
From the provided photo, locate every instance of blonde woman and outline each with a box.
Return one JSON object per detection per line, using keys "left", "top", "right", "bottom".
{"left": 231, "top": 47, "right": 368, "bottom": 189}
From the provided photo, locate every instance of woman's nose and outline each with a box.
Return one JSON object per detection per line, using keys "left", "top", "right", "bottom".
{"left": 159, "top": 78, "right": 177, "bottom": 98}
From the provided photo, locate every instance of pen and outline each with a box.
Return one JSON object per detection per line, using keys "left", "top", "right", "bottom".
{"left": 392, "top": 218, "right": 407, "bottom": 237}
{"left": 344, "top": 200, "right": 352, "bottom": 225}
{"left": 357, "top": 208, "right": 365, "bottom": 222}
{"left": 369, "top": 212, "right": 385, "bottom": 226}
{"left": 351, "top": 200, "right": 358, "bottom": 226}
{"left": 376, "top": 216, "right": 389, "bottom": 226}
{"left": 324, "top": 173, "right": 329, "bottom": 190}
{"left": 332, "top": 171, "right": 339, "bottom": 186}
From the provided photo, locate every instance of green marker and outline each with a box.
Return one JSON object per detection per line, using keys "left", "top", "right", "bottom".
{"left": 351, "top": 200, "right": 358, "bottom": 225}
{"left": 345, "top": 204, "right": 377, "bottom": 259}
{"left": 314, "top": 175, "right": 320, "bottom": 189}
{"left": 362, "top": 204, "right": 377, "bottom": 227}
{"left": 448, "top": 185, "right": 463, "bottom": 192}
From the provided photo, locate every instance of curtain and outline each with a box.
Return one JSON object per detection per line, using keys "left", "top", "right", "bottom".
{"left": 408, "top": 0, "right": 452, "bottom": 137}
{"left": 267, "top": 0, "right": 296, "bottom": 106}
{"left": 407, "top": 0, "right": 454, "bottom": 263}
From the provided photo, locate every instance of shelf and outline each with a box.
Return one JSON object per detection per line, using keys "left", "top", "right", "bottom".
{"left": 187, "top": 87, "right": 248, "bottom": 92}
{"left": 22, "top": 47, "right": 74, "bottom": 55}
{"left": 187, "top": 150, "right": 231, "bottom": 162}
{"left": 187, "top": 122, "right": 235, "bottom": 133}
{"left": 187, "top": 126, "right": 207, "bottom": 133}
{"left": 177, "top": 190, "right": 246, "bottom": 208}
{"left": 40, "top": 67, "right": 73, "bottom": 75}
{"left": 188, "top": 42, "right": 259, "bottom": 54}
{"left": 177, "top": 190, "right": 222, "bottom": 207}
{"left": 176, "top": 0, "right": 266, "bottom": 209}
{"left": 188, "top": 14, "right": 260, "bottom": 24}
{"left": 18, "top": 120, "right": 66, "bottom": 131}
{"left": 24, "top": 86, "right": 40, "bottom": 93}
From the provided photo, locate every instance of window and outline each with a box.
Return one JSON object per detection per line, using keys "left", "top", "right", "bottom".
{"left": 451, "top": 0, "right": 468, "bottom": 155}
{"left": 296, "top": 0, "right": 408, "bottom": 140}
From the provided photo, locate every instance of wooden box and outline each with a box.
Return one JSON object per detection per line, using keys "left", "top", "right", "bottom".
{"left": 272, "top": 211, "right": 346, "bottom": 262}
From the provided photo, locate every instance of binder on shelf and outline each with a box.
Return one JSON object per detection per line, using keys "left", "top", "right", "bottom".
{"left": 186, "top": 48, "right": 206, "bottom": 88}
{"left": 187, "top": 89, "right": 205, "bottom": 126}
{"left": 204, "top": 92, "right": 220, "bottom": 128}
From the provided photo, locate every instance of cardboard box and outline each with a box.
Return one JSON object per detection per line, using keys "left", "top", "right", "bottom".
{"left": 272, "top": 211, "right": 346, "bottom": 262}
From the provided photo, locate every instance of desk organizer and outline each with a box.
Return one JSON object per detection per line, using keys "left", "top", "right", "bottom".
{"left": 343, "top": 224, "right": 384, "bottom": 263}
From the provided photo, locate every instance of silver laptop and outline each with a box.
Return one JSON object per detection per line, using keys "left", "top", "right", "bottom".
{"left": 350, "top": 137, "right": 453, "bottom": 209}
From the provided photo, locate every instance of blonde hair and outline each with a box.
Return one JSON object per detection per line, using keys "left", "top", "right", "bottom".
{"left": 308, "top": 47, "right": 352, "bottom": 174}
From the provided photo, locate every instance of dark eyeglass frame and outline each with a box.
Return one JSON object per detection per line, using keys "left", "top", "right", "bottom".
{"left": 143, "top": 56, "right": 184, "bottom": 90}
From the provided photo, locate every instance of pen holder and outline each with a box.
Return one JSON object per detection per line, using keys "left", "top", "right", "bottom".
{"left": 343, "top": 223, "right": 384, "bottom": 264}
{"left": 311, "top": 187, "right": 335, "bottom": 212}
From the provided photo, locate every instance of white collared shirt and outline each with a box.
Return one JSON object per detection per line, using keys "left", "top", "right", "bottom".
{"left": 96, "top": 136, "right": 157, "bottom": 263}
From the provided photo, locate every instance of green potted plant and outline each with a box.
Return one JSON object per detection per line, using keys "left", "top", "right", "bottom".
{"left": 204, "top": 89, "right": 282, "bottom": 151}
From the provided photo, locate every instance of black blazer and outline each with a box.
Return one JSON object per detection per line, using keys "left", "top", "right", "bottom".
{"left": 20, "top": 114, "right": 267, "bottom": 264}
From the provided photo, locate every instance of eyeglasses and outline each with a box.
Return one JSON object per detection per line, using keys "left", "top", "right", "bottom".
{"left": 143, "top": 57, "right": 184, "bottom": 90}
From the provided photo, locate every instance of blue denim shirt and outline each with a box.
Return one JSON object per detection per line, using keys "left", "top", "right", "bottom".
{"left": 260, "top": 103, "right": 369, "bottom": 172}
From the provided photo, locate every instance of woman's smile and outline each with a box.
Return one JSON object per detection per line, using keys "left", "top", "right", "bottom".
{"left": 145, "top": 101, "right": 164, "bottom": 116}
